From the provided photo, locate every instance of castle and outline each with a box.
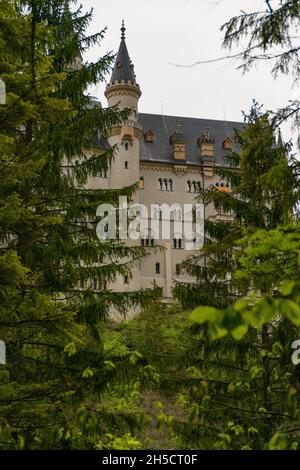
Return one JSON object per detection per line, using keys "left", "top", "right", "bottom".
{"left": 88, "top": 22, "right": 244, "bottom": 303}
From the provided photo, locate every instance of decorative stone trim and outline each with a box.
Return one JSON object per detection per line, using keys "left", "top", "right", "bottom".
{"left": 105, "top": 82, "right": 141, "bottom": 100}
{"left": 107, "top": 126, "right": 144, "bottom": 140}
{"left": 139, "top": 162, "right": 209, "bottom": 175}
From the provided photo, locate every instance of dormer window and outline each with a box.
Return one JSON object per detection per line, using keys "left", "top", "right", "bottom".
{"left": 144, "top": 129, "right": 154, "bottom": 143}
{"left": 198, "top": 129, "right": 215, "bottom": 159}
{"left": 197, "top": 134, "right": 206, "bottom": 146}
{"left": 170, "top": 124, "right": 186, "bottom": 161}
{"left": 223, "top": 137, "right": 233, "bottom": 151}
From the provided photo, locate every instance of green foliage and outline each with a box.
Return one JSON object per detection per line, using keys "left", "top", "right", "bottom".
{"left": 222, "top": 0, "right": 300, "bottom": 79}
{"left": 175, "top": 103, "right": 298, "bottom": 310}
{"left": 221, "top": 0, "right": 300, "bottom": 137}
{"left": 95, "top": 433, "right": 143, "bottom": 450}
{"left": 172, "top": 102, "right": 300, "bottom": 449}
{"left": 0, "top": 0, "right": 157, "bottom": 449}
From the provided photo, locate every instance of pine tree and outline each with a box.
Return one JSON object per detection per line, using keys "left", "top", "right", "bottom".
{"left": 0, "top": 0, "right": 158, "bottom": 449}
{"left": 174, "top": 102, "right": 298, "bottom": 309}
{"left": 172, "top": 104, "right": 300, "bottom": 449}
{"left": 221, "top": 0, "right": 300, "bottom": 129}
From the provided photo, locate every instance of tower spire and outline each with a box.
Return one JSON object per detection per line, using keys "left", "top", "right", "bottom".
{"left": 277, "top": 128, "right": 283, "bottom": 147}
{"left": 105, "top": 21, "right": 141, "bottom": 113}
{"left": 121, "top": 20, "right": 126, "bottom": 40}
{"left": 108, "top": 21, "right": 137, "bottom": 83}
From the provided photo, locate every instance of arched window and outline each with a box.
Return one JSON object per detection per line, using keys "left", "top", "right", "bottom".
{"left": 173, "top": 236, "right": 183, "bottom": 249}
{"left": 158, "top": 178, "right": 174, "bottom": 191}
{"left": 99, "top": 169, "right": 107, "bottom": 178}
{"left": 125, "top": 142, "right": 129, "bottom": 151}
{"left": 124, "top": 161, "right": 128, "bottom": 169}
{"left": 139, "top": 176, "right": 144, "bottom": 189}
{"left": 155, "top": 262, "right": 160, "bottom": 275}
{"left": 124, "top": 275, "right": 129, "bottom": 284}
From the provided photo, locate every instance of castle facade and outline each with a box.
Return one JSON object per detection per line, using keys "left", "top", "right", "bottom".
{"left": 88, "top": 22, "right": 243, "bottom": 303}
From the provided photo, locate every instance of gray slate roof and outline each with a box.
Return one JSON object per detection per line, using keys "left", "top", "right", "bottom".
{"left": 138, "top": 113, "right": 244, "bottom": 167}
{"left": 110, "top": 38, "right": 136, "bottom": 83}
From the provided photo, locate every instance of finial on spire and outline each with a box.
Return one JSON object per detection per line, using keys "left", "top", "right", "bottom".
{"left": 277, "top": 128, "right": 283, "bottom": 147}
{"left": 121, "top": 20, "right": 126, "bottom": 40}
{"left": 176, "top": 122, "right": 182, "bottom": 133}
{"left": 204, "top": 126, "right": 211, "bottom": 141}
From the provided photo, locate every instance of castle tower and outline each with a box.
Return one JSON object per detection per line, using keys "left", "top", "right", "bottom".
{"left": 104, "top": 22, "right": 143, "bottom": 312}
{"left": 105, "top": 21, "right": 143, "bottom": 190}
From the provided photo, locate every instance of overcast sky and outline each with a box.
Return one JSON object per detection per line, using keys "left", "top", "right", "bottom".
{"left": 83, "top": 0, "right": 295, "bottom": 137}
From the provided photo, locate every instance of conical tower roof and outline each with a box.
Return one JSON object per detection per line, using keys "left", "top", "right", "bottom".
{"left": 110, "top": 21, "right": 136, "bottom": 83}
